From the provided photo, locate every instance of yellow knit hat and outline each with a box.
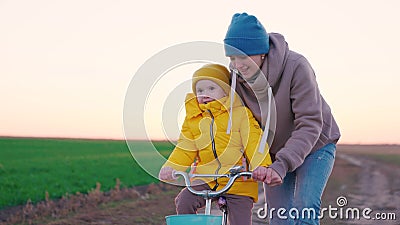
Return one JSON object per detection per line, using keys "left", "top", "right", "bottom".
{"left": 192, "top": 64, "right": 231, "bottom": 94}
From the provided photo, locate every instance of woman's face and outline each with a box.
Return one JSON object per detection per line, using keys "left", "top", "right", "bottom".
{"left": 229, "top": 54, "right": 264, "bottom": 79}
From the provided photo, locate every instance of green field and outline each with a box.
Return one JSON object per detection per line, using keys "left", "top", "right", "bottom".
{"left": 366, "top": 154, "right": 400, "bottom": 165}
{"left": 0, "top": 137, "right": 175, "bottom": 209}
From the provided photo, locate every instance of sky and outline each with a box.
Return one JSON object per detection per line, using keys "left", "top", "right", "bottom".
{"left": 1, "top": 0, "right": 399, "bottom": 144}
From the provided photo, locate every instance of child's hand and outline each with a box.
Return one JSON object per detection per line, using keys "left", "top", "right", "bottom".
{"left": 252, "top": 166, "right": 268, "bottom": 181}
{"left": 158, "top": 166, "right": 176, "bottom": 181}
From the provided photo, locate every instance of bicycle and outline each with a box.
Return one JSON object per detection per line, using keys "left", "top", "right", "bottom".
{"left": 165, "top": 166, "right": 253, "bottom": 225}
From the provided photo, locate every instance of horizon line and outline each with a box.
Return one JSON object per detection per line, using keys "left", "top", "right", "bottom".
{"left": 1, "top": 135, "right": 399, "bottom": 146}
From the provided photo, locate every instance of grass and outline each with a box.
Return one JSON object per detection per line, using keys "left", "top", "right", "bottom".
{"left": 363, "top": 154, "right": 400, "bottom": 166}
{"left": 0, "top": 137, "right": 175, "bottom": 209}
{"left": 338, "top": 144, "right": 400, "bottom": 166}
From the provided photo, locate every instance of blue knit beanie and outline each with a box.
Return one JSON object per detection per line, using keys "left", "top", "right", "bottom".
{"left": 224, "top": 13, "right": 269, "bottom": 56}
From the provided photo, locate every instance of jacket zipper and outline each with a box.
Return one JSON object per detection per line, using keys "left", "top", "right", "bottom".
{"left": 207, "top": 109, "right": 221, "bottom": 191}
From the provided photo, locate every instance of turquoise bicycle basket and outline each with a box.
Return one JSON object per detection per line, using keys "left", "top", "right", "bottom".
{"left": 166, "top": 214, "right": 222, "bottom": 225}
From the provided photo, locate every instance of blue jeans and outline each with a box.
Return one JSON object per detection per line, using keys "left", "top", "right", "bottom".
{"left": 265, "top": 143, "right": 336, "bottom": 225}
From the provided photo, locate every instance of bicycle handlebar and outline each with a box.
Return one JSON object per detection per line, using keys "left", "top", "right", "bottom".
{"left": 173, "top": 169, "right": 252, "bottom": 198}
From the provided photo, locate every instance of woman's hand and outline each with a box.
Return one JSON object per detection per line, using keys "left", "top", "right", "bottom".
{"left": 158, "top": 166, "right": 176, "bottom": 181}
{"left": 252, "top": 166, "right": 268, "bottom": 181}
{"left": 264, "top": 167, "right": 283, "bottom": 186}
{"left": 252, "top": 166, "right": 283, "bottom": 186}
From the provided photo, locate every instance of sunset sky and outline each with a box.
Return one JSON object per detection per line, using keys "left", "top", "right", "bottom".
{"left": 1, "top": 0, "right": 399, "bottom": 144}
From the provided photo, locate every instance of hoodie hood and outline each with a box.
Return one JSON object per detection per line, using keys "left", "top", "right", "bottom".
{"left": 261, "top": 33, "right": 289, "bottom": 89}
{"left": 229, "top": 33, "right": 288, "bottom": 126}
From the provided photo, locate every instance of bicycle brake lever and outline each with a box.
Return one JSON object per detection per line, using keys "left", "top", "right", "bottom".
{"left": 229, "top": 165, "right": 244, "bottom": 174}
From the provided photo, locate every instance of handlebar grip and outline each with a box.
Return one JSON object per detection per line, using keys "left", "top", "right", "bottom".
{"left": 172, "top": 170, "right": 253, "bottom": 198}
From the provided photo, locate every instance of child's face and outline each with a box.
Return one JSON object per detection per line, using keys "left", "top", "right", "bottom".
{"left": 195, "top": 80, "right": 227, "bottom": 104}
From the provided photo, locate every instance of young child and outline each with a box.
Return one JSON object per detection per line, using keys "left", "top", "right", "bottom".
{"left": 159, "top": 64, "right": 272, "bottom": 225}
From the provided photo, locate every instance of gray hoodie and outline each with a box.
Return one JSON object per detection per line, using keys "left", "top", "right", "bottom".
{"left": 234, "top": 33, "right": 341, "bottom": 179}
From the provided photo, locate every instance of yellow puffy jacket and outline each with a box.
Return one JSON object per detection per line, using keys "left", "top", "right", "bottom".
{"left": 163, "top": 93, "right": 272, "bottom": 201}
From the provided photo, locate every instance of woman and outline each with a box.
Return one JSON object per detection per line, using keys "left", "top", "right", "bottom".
{"left": 223, "top": 12, "right": 341, "bottom": 225}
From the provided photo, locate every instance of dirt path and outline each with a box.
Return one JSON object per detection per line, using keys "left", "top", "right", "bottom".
{"left": 334, "top": 154, "right": 399, "bottom": 224}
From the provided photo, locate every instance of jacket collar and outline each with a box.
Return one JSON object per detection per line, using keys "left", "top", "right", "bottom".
{"left": 184, "top": 93, "right": 242, "bottom": 118}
